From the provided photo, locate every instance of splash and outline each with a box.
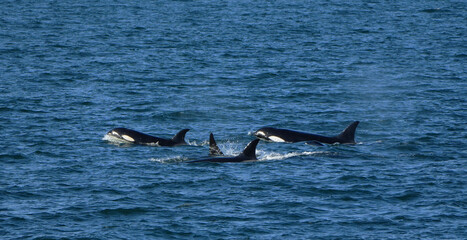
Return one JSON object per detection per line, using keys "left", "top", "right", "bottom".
{"left": 216, "top": 141, "right": 244, "bottom": 156}
{"left": 247, "top": 130, "right": 256, "bottom": 136}
{"left": 102, "top": 134, "right": 131, "bottom": 145}
{"left": 186, "top": 139, "right": 208, "bottom": 147}
{"left": 258, "top": 150, "right": 329, "bottom": 161}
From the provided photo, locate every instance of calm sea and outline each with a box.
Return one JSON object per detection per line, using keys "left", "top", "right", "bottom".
{"left": 1, "top": 0, "right": 466, "bottom": 239}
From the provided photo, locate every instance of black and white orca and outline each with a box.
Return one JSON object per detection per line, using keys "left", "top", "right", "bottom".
{"left": 209, "top": 133, "right": 224, "bottom": 156}
{"left": 189, "top": 134, "right": 259, "bottom": 163}
{"left": 254, "top": 121, "right": 359, "bottom": 144}
{"left": 106, "top": 128, "right": 189, "bottom": 146}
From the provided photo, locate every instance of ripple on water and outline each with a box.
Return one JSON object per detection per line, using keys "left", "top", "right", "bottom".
{"left": 99, "top": 207, "right": 150, "bottom": 216}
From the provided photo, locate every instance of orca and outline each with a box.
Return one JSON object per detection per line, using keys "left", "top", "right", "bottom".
{"left": 254, "top": 121, "right": 359, "bottom": 144}
{"left": 106, "top": 128, "right": 189, "bottom": 146}
{"left": 189, "top": 136, "right": 259, "bottom": 163}
{"left": 209, "top": 133, "right": 224, "bottom": 156}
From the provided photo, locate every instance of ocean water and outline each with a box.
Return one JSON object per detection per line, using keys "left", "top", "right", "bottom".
{"left": 1, "top": 0, "right": 466, "bottom": 239}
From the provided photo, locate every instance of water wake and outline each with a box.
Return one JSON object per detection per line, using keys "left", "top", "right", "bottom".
{"left": 149, "top": 156, "right": 189, "bottom": 164}
{"left": 186, "top": 139, "right": 208, "bottom": 147}
{"left": 258, "top": 150, "right": 327, "bottom": 161}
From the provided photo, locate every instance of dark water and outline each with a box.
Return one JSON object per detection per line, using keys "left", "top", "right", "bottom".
{"left": 1, "top": 0, "right": 466, "bottom": 239}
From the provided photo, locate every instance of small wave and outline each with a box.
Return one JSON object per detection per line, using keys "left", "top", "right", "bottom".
{"left": 100, "top": 207, "right": 149, "bottom": 216}
{"left": 0, "top": 107, "right": 13, "bottom": 112}
{"left": 420, "top": 8, "right": 445, "bottom": 13}
{"left": 176, "top": 202, "right": 202, "bottom": 208}
{"left": 392, "top": 190, "right": 421, "bottom": 202}
{"left": 0, "top": 153, "right": 28, "bottom": 160}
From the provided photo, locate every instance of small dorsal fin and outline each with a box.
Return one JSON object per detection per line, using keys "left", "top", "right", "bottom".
{"left": 336, "top": 121, "right": 359, "bottom": 143}
{"left": 172, "top": 129, "right": 190, "bottom": 144}
{"left": 240, "top": 139, "right": 260, "bottom": 160}
{"left": 209, "top": 133, "right": 224, "bottom": 156}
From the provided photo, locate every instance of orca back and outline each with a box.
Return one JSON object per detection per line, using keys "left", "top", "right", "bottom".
{"left": 254, "top": 121, "right": 359, "bottom": 144}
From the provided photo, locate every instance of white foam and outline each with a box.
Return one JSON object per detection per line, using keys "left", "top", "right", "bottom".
{"left": 258, "top": 151, "right": 323, "bottom": 161}
{"left": 103, "top": 134, "right": 128, "bottom": 144}
{"left": 149, "top": 156, "right": 188, "bottom": 163}
{"left": 186, "top": 139, "right": 207, "bottom": 147}
{"left": 218, "top": 141, "right": 242, "bottom": 156}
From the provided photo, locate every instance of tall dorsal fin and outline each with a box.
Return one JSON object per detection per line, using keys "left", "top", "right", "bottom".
{"left": 335, "top": 121, "right": 359, "bottom": 144}
{"left": 239, "top": 139, "right": 260, "bottom": 160}
{"left": 209, "top": 133, "right": 223, "bottom": 156}
{"left": 172, "top": 129, "right": 190, "bottom": 143}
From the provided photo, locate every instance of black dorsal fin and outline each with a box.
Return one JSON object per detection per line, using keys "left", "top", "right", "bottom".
{"left": 172, "top": 129, "right": 190, "bottom": 144}
{"left": 240, "top": 139, "right": 260, "bottom": 160}
{"left": 209, "top": 133, "right": 223, "bottom": 156}
{"left": 336, "top": 121, "right": 359, "bottom": 144}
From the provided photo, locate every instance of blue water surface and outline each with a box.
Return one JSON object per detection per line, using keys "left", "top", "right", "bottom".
{"left": 1, "top": 0, "right": 466, "bottom": 239}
